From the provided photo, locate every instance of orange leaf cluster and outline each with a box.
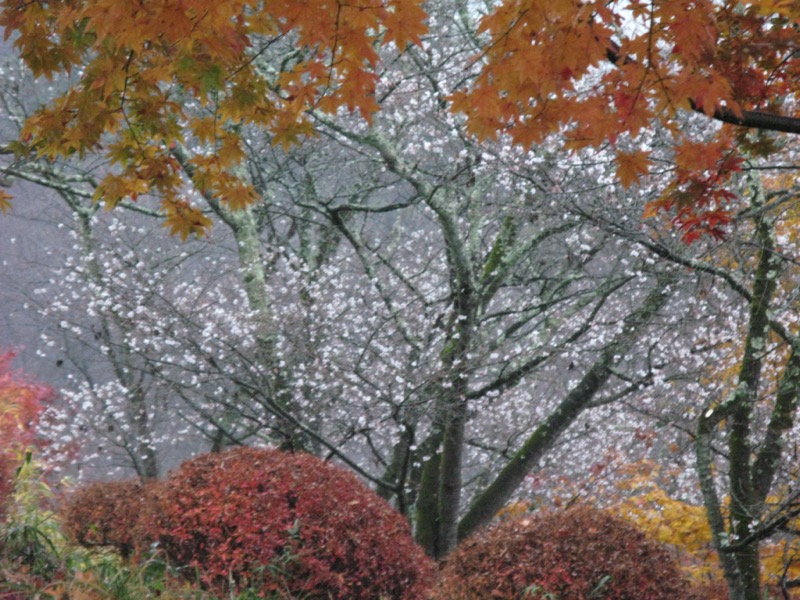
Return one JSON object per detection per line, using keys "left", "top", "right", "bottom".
{"left": 452, "top": 0, "right": 800, "bottom": 241}
{"left": 3, "top": 0, "right": 798, "bottom": 242}
{"left": 0, "top": 0, "right": 427, "bottom": 235}
{"left": 643, "top": 134, "right": 743, "bottom": 242}
{"left": 0, "top": 190, "right": 11, "bottom": 214}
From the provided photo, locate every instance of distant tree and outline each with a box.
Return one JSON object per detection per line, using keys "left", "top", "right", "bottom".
{"left": 691, "top": 174, "right": 800, "bottom": 600}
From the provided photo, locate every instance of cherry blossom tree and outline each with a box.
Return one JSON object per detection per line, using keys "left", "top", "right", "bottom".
{"left": 0, "top": 5, "right": 677, "bottom": 559}
{"left": 3, "top": 5, "right": 800, "bottom": 598}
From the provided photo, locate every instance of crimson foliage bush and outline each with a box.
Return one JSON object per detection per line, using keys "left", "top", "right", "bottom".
{"left": 62, "top": 479, "right": 161, "bottom": 559}
{"left": 435, "top": 505, "right": 691, "bottom": 599}
{"left": 0, "top": 351, "right": 51, "bottom": 521}
{"left": 155, "top": 447, "right": 434, "bottom": 599}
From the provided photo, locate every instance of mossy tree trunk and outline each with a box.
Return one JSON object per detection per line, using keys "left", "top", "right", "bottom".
{"left": 694, "top": 175, "right": 800, "bottom": 600}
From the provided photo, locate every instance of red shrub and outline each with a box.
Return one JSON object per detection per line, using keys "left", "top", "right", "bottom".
{"left": 0, "top": 351, "right": 51, "bottom": 519}
{"left": 61, "top": 479, "right": 162, "bottom": 559}
{"left": 435, "top": 505, "right": 692, "bottom": 599}
{"left": 154, "top": 447, "right": 434, "bottom": 599}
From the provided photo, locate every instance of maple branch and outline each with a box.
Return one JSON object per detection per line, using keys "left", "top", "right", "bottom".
{"left": 605, "top": 42, "right": 800, "bottom": 135}
{"left": 2, "top": 168, "right": 94, "bottom": 199}
{"left": 701, "top": 103, "right": 800, "bottom": 136}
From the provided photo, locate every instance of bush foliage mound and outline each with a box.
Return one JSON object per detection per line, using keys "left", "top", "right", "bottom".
{"left": 62, "top": 479, "right": 161, "bottom": 560}
{"left": 435, "top": 504, "right": 692, "bottom": 600}
{"left": 154, "top": 447, "right": 434, "bottom": 599}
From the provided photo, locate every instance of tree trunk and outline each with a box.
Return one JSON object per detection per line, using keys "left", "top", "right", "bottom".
{"left": 458, "top": 273, "right": 675, "bottom": 540}
{"left": 695, "top": 176, "right": 779, "bottom": 600}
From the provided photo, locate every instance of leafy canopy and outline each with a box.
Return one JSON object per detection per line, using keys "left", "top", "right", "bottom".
{"left": 450, "top": 0, "right": 800, "bottom": 241}
{"left": 0, "top": 0, "right": 426, "bottom": 238}
{"left": 2, "top": 0, "right": 800, "bottom": 240}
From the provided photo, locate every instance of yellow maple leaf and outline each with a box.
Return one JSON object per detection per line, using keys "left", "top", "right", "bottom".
{"left": 219, "top": 179, "right": 257, "bottom": 210}
{"left": 93, "top": 173, "right": 150, "bottom": 208}
{"left": 190, "top": 116, "right": 219, "bottom": 145}
{"left": 217, "top": 133, "right": 246, "bottom": 168}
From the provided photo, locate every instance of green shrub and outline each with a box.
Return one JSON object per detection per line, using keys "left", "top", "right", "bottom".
{"left": 0, "top": 453, "right": 64, "bottom": 597}
{"left": 152, "top": 447, "right": 434, "bottom": 599}
{"left": 435, "top": 504, "right": 692, "bottom": 599}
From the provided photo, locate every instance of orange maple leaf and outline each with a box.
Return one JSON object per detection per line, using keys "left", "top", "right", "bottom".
{"left": 162, "top": 198, "right": 213, "bottom": 241}
{"left": 616, "top": 150, "right": 652, "bottom": 189}
{"left": 0, "top": 190, "right": 11, "bottom": 214}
